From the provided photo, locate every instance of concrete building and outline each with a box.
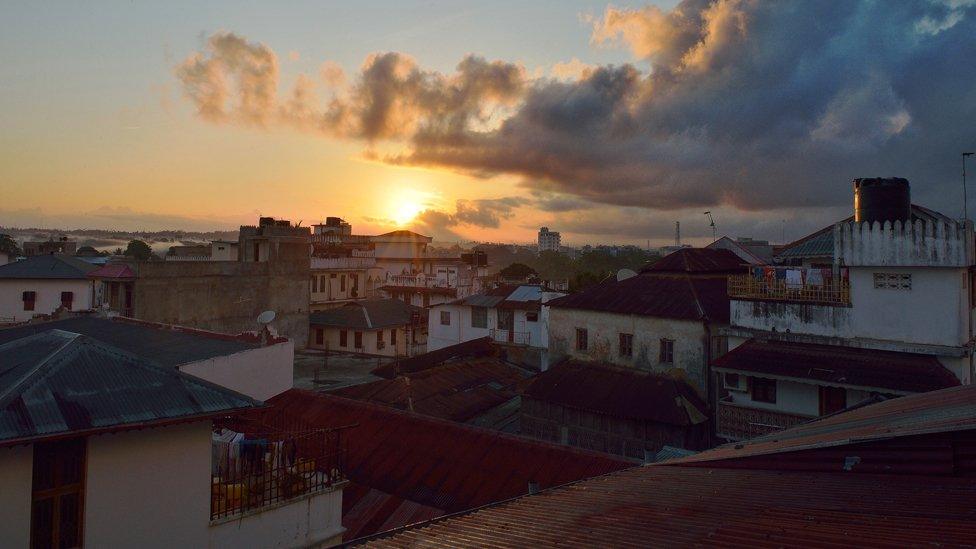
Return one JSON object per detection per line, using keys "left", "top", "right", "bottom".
{"left": 0, "top": 315, "right": 294, "bottom": 401}
{"left": 546, "top": 248, "right": 745, "bottom": 396}
{"left": 165, "top": 241, "right": 239, "bottom": 262}
{"left": 23, "top": 236, "right": 76, "bottom": 257}
{"left": 0, "top": 330, "right": 347, "bottom": 549}
{"left": 308, "top": 298, "right": 428, "bottom": 357}
{"left": 309, "top": 255, "right": 382, "bottom": 311}
{"left": 537, "top": 227, "right": 561, "bottom": 253}
{"left": 89, "top": 218, "right": 311, "bottom": 347}
{"left": 718, "top": 178, "right": 974, "bottom": 440}
{"left": 427, "top": 284, "right": 566, "bottom": 352}
{"left": 0, "top": 255, "right": 96, "bottom": 324}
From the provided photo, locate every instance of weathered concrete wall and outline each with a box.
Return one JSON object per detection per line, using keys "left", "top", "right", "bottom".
{"left": 179, "top": 340, "right": 294, "bottom": 400}
{"left": 131, "top": 260, "right": 309, "bottom": 348}
{"left": 208, "top": 486, "right": 344, "bottom": 549}
{"left": 0, "top": 445, "right": 32, "bottom": 548}
{"left": 730, "top": 299, "right": 854, "bottom": 338}
{"left": 548, "top": 308, "right": 711, "bottom": 392}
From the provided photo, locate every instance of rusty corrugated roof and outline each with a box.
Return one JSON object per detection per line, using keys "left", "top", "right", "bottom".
{"left": 522, "top": 360, "right": 708, "bottom": 426}
{"left": 713, "top": 339, "right": 960, "bottom": 394}
{"left": 372, "top": 337, "right": 495, "bottom": 378}
{"left": 359, "top": 465, "right": 976, "bottom": 548}
{"left": 640, "top": 247, "right": 745, "bottom": 273}
{"left": 242, "top": 389, "right": 634, "bottom": 540}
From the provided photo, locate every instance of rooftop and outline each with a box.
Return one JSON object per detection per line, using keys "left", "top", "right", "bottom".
{"left": 547, "top": 273, "right": 731, "bottom": 323}
{"left": 0, "top": 330, "right": 260, "bottom": 445}
{"left": 523, "top": 360, "right": 708, "bottom": 426}
{"left": 0, "top": 254, "right": 96, "bottom": 279}
{"left": 241, "top": 389, "right": 633, "bottom": 541}
{"left": 0, "top": 316, "right": 261, "bottom": 369}
{"left": 640, "top": 247, "right": 745, "bottom": 274}
{"left": 712, "top": 339, "right": 960, "bottom": 394}
{"left": 309, "top": 299, "right": 426, "bottom": 330}
{"left": 372, "top": 337, "right": 495, "bottom": 378}
{"left": 86, "top": 262, "right": 136, "bottom": 279}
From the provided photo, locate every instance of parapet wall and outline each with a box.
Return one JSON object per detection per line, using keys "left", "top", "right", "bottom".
{"left": 835, "top": 219, "right": 974, "bottom": 267}
{"left": 131, "top": 260, "right": 309, "bottom": 348}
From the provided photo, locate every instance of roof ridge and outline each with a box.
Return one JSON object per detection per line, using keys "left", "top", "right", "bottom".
{"left": 685, "top": 275, "right": 706, "bottom": 320}
{"left": 0, "top": 330, "right": 80, "bottom": 407}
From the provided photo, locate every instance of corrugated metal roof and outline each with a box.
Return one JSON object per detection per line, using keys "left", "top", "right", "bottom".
{"left": 309, "top": 299, "right": 426, "bottom": 330}
{"left": 670, "top": 383, "right": 976, "bottom": 467}
{"left": 87, "top": 263, "right": 136, "bottom": 279}
{"left": 547, "top": 273, "right": 730, "bottom": 323}
{"left": 713, "top": 339, "right": 960, "bottom": 394}
{"left": 0, "top": 316, "right": 260, "bottom": 368}
{"left": 330, "top": 357, "right": 529, "bottom": 422}
{"left": 0, "top": 254, "right": 96, "bottom": 279}
{"left": 360, "top": 465, "right": 976, "bottom": 548}
{"left": 523, "top": 360, "right": 708, "bottom": 426}
{"left": 241, "top": 389, "right": 634, "bottom": 541}
{"left": 640, "top": 248, "right": 745, "bottom": 273}
{"left": 372, "top": 338, "right": 495, "bottom": 378}
{"left": 0, "top": 330, "right": 260, "bottom": 444}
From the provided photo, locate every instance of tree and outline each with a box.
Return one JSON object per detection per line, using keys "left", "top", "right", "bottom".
{"left": 123, "top": 239, "right": 152, "bottom": 261}
{"left": 0, "top": 234, "right": 21, "bottom": 257}
{"left": 500, "top": 262, "right": 537, "bottom": 280}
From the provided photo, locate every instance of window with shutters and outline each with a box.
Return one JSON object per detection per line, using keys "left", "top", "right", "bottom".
{"left": 354, "top": 331, "right": 363, "bottom": 349}
{"left": 23, "top": 291, "right": 36, "bottom": 311}
{"left": 471, "top": 307, "right": 488, "bottom": 328}
{"left": 752, "top": 377, "right": 777, "bottom": 403}
{"left": 575, "top": 328, "right": 588, "bottom": 351}
{"left": 31, "top": 439, "right": 86, "bottom": 549}
{"left": 659, "top": 338, "right": 674, "bottom": 364}
{"left": 440, "top": 311, "right": 451, "bottom": 326}
{"left": 60, "top": 291, "right": 73, "bottom": 309}
{"left": 339, "top": 330, "right": 348, "bottom": 347}
{"left": 619, "top": 333, "right": 633, "bottom": 357}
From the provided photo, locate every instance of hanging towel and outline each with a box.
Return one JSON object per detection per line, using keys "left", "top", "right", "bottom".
{"left": 806, "top": 268, "right": 824, "bottom": 286}
{"left": 785, "top": 269, "right": 803, "bottom": 288}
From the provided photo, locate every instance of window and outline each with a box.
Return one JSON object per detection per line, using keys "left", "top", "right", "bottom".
{"left": 723, "top": 373, "right": 746, "bottom": 391}
{"left": 391, "top": 329, "right": 397, "bottom": 345}
{"left": 339, "top": 330, "right": 348, "bottom": 347}
{"left": 575, "top": 328, "right": 588, "bottom": 351}
{"left": 752, "top": 377, "right": 777, "bottom": 403}
{"left": 471, "top": 307, "right": 488, "bottom": 328}
{"left": 60, "top": 291, "right": 73, "bottom": 310}
{"left": 440, "top": 311, "right": 451, "bottom": 325}
{"left": 354, "top": 331, "right": 363, "bottom": 349}
{"left": 619, "top": 333, "right": 633, "bottom": 357}
{"left": 311, "top": 276, "right": 317, "bottom": 293}
{"left": 315, "top": 328, "right": 324, "bottom": 345}
{"left": 873, "top": 272, "right": 911, "bottom": 290}
{"left": 377, "top": 330, "right": 384, "bottom": 349}
{"left": 659, "top": 339, "right": 674, "bottom": 364}
{"left": 31, "top": 439, "right": 86, "bottom": 548}
{"left": 340, "top": 275, "right": 346, "bottom": 292}
{"left": 23, "top": 290, "right": 36, "bottom": 311}
{"left": 525, "top": 312, "right": 539, "bottom": 322}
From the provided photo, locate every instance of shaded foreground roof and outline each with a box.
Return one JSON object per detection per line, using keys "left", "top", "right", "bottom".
{"left": 547, "top": 273, "right": 730, "bottom": 323}
{"left": 330, "top": 356, "right": 530, "bottom": 423}
{"left": 241, "top": 389, "right": 633, "bottom": 540}
{"left": 713, "top": 339, "right": 960, "bottom": 394}
{"left": 372, "top": 337, "right": 495, "bottom": 378}
{"left": 361, "top": 465, "right": 976, "bottom": 548}
{"left": 0, "top": 316, "right": 260, "bottom": 368}
{"left": 640, "top": 247, "right": 745, "bottom": 273}
{"left": 310, "top": 299, "right": 426, "bottom": 330}
{"left": 86, "top": 262, "right": 136, "bottom": 279}
{"left": 0, "top": 330, "right": 260, "bottom": 445}
{"left": 669, "top": 383, "right": 976, "bottom": 470}
{"left": 523, "top": 360, "right": 707, "bottom": 426}
{"left": 0, "top": 254, "right": 96, "bottom": 279}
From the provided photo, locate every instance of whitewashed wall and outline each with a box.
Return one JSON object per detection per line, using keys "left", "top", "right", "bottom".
{"left": 0, "top": 445, "right": 32, "bottom": 548}
{"left": 179, "top": 341, "right": 294, "bottom": 401}
{"left": 0, "top": 279, "right": 93, "bottom": 322}
{"left": 209, "top": 485, "right": 344, "bottom": 548}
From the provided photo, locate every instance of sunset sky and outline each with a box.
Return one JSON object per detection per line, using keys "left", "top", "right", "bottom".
{"left": 2, "top": 1, "right": 975, "bottom": 245}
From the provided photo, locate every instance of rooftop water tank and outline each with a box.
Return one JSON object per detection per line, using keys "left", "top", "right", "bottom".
{"left": 853, "top": 177, "right": 911, "bottom": 224}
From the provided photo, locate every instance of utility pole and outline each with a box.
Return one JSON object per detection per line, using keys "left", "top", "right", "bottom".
{"left": 964, "top": 152, "right": 974, "bottom": 221}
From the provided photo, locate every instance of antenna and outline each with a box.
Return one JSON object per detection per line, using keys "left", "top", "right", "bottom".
{"left": 675, "top": 221, "right": 680, "bottom": 246}
{"left": 257, "top": 310, "right": 276, "bottom": 325}
{"left": 704, "top": 211, "right": 716, "bottom": 240}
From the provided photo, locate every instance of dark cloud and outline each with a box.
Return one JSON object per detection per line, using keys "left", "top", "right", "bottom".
{"left": 177, "top": 2, "right": 976, "bottom": 238}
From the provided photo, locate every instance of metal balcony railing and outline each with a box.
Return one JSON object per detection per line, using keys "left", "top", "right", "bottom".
{"left": 490, "top": 329, "right": 531, "bottom": 346}
{"left": 716, "top": 398, "right": 814, "bottom": 441}
{"left": 728, "top": 272, "right": 850, "bottom": 305}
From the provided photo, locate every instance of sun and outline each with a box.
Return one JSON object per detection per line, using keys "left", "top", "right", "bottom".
{"left": 392, "top": 199, "right": 424, "bottom": 226}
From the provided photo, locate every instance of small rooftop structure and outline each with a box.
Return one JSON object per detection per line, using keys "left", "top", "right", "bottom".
{"left": 310, "top": 299, "right": 426, "bottom": 330}
{"left": 0, "top": 254, "right": 96, "bottom": 279}
{"left": 0, "top": 330, "right": 260, "bottom": 446}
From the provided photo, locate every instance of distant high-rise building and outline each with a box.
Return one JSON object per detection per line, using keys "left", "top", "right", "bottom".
{"left": 538, "top": 227, "right": 561, "bottom": 252}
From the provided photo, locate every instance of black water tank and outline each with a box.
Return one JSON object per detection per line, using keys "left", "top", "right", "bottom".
{"left": 853, "top": 177, "right": 911, "bottom": 224}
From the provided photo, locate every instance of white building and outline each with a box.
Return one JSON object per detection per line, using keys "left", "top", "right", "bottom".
{"left": 428, "top": 284, "right": 566, "bottom": 352}
{"left": 0, "top": 330, "right": 345, "bottom": 549}
{"left": 716, "top": 180, "right": 971, "bottom": 440}
{"left": 538, "top": 227, "right": 561, "bottom": 253}
{"left": 0, "top": 255, "right": 96, "bottom": 324}
{"left": 310, "top": 255, "right": 383, "bottom": 311}
{"left": 308, "top": 298, "right": 428, "bottom": 357}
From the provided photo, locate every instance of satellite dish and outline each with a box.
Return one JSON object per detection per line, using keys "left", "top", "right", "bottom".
{"left": 616, "top": 268, "right": 637, "bottom": 281}
{"left": 257, "top": 310, "right": 276, "bottom": 325}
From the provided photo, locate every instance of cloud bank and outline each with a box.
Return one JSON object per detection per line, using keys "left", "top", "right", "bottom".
{"left": 176, "top": 1, "right": 976, "bottom": 235}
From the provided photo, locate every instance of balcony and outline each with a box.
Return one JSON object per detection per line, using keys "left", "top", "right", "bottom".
{"left": 211, "top": 428, "right": 347, "bottom": 521}
{"left": 490, "top": 329, "right": 531, "bottom": 346}
{"left": 310, "top": 256, "right": 376, "bottom": 270}
{"left": 728, "top": 269, "right": 850, "bottom": 305}
{"left": 387, "top": 274, "right": 450, "bottom": 288}
{"left": 716, "top": 397, "right": 815, "bottom": 441}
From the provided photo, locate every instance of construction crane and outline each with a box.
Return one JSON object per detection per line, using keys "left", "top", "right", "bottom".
{"left": 704, "top": 211, "right": 717, "bottom": 240}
